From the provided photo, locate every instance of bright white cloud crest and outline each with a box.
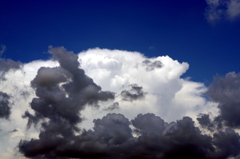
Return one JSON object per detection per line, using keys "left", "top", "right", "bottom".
{"left": 0, "top": 48, "right": 216, "bottom": 158}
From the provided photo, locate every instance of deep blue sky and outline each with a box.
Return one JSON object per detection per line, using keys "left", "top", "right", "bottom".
{"left": 1, "top": 0, "right": 240, "bottom": 84}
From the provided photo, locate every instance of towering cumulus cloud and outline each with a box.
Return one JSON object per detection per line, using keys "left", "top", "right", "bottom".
{"left": 15, "top": 47, "right": 240, "bottom": 159}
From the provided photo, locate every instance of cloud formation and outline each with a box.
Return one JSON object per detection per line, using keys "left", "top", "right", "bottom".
{"left": 205, "top": 0, "right": 240, "bottom": 23}
{"left": 0, "top": 47, "right": 240, "bottom": 158}
{"left": 77, "top": 48, "right": 211, "bottom": 123}
{"left": 19, "top": 113, "right": 240, "bottom": 159}
{"left": 22, "top": 47, "right": 115, "bottom": 128}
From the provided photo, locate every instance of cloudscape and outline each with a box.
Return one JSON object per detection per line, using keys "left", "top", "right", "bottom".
{"left": 0, "top": 0, "right": 240, "bottom": 159}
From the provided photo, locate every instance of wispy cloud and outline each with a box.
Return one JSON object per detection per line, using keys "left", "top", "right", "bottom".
{"left": 0, "top": 44, "right": 6, "bottom": 56}
{"left": 205, "top": 0, "right": 240, "bottom": 24}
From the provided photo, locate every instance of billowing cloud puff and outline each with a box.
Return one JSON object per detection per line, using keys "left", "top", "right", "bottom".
{"left": 206, "top": 72, "right": 240, "bottom": 128}
{"left": 78, "top": 48, "right": 215, "bottom": 125}
{"left": 19, "top": 113, "right": 240, "bottom": 159}
{"left": 205, "top": 0, "right": 240, "bottom": 23}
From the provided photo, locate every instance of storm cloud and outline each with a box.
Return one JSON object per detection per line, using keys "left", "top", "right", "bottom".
{"left": 206, "top": 72, "right": 240, "bottom": 128}
{"left": 19, "top": 113, "right": 240, "bottom": 159}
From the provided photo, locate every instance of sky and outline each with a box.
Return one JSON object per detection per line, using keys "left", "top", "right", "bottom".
{"left": 0, "top": 0, "right": 240, "bottom": 158}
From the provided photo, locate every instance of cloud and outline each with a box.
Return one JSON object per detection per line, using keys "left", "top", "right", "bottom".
{"left": 0, "top": 58, "right": 21, "bottom": 81}
{"left": 19, "top": 113, "right": 240, "bottom": 158}
{"left": 0, "top": 47, "right": 239, "bottom": 158}
{"left": 131, "top": 113, "right": 166, "bottom": 136}
{"left": 77, "top": 48, "right": 212, "bottom": 123}
{"left": 206, "top": 72, "right": 240, "bottom": 128}
{"left": 120, "top": 84, "right": 146, "bottom": 101}
{"left": 205, "top": 0, "right": 240, "bottom": 23}
{"left": 0, "top": 59, "right": 59, "bottom": 159}
{"left": 22, "top": 47, "right": 115, "bottom": 128}
{"left": 14, "top": 47, "right": 214, "bottom": 158}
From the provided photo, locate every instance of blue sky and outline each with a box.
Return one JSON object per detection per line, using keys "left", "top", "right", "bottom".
{"left": 1, "top": 1, "right": 240, "bottom": 158}
{"left": 1, "top": 0, "right": 240, "bottom": 84}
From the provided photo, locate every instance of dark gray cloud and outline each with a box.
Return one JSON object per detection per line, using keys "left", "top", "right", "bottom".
{"left": 197, "top": 113, "right": 215, "bottom": 131}
{"left": 142, "top": 60, "right": 162, "bottom": 71}
{"left": 19, "top": 112, "right": 240, "bottom": 159}
{"left": 0, "top": 91, "right": 11, "bottom": 120}
{"left": 22, "top": 47, "right": 115, "bottom": 128}
{"left": 132, "top": 113, "right": 167, "bottom": 136}
{"left": 19, "top": 113, "right": 133, "bottom": 158}
{"left": 212, "top": 128, "right": 240, "bottom": 158}
{"left": 208, "top": 72, "right": 240, "bottom": 128}
{"left": 208, "top": 72, "right": 240, "bottom": 104}
{"left": 19, "top": 47, "right": 115, "bottom": 158}
{"left": 121, "top": 84, "right": 146, "bottom": 101}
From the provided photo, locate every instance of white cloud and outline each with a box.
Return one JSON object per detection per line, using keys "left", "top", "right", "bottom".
{"left": 78, "top": 48, "right": 215, "bottom": 125}
{"left": 205, "top": 0, "right": 240, "bottom": 23}
{"left": 0, "top": 48, "right": 217, "bottom": 158}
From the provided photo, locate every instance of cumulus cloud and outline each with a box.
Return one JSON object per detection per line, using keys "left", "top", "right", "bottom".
{"left": 77, "top": 48, "right": 211, "bottom": 123}
{"left": 205, "top": 0, "right": 240, "bottom": 23}
{"left": 0, "top": 47, "right": 240, "bottom": 158}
